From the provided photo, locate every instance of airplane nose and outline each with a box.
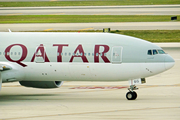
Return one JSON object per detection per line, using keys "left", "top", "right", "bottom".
{"left": 164, "top": 55, "right": 175, "bottom": 70}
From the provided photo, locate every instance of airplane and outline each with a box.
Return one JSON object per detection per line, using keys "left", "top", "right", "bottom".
{"left": 0, "top": 32, "right": 175, "bottom": 100}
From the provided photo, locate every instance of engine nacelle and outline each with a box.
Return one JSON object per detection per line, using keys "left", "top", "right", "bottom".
{"left": 19, "top": 81, "right": 63, "bottom": 89}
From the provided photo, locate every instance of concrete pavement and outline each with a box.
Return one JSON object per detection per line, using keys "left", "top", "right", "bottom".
{"left": 1, "top": 5, "right": 179, "bottom": 15}
{"left": 1, "top": 22, "right": 180, "bottom": 32}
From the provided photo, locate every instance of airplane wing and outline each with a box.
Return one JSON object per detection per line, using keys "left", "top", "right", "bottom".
{"left": 0, "top": 64, "right": 12, "bottom": 71}
{"left": 0, "top": 64, "right": 12, "bottom": 91}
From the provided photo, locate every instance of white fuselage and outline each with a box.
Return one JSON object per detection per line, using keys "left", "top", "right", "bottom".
{"left": 0, "top": 32, "right": 175, "bottom": 83}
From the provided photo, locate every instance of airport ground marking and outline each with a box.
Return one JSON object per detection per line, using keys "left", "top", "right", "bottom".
{"left": 2, "top": 84, "right": 180, "bottom": 88}
{"left": 71, "top": 86, "right": 127, "bottom": 89}
{"left": 44, "top": 28, "right": 54, "bottom": 31}
{"left": 79, "top": 27, "right": 94, "bottom": 31}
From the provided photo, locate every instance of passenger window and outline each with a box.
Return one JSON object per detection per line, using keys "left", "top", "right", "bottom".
{"left": 84, "top": 53, "right": 86, "bottom": 56}
{"left": 147, "top": 50, "right": 152, "bottom": 55}
{"left": 96, "top": 53, "right": 98, "bottom": 56}
{"left": 88, "top": 53, "right": 90, "bottom": 56}
{"left": 69, "top": 53, "right": 71, "bottom": 56}
{"left": 153, "top": 50, "right": 158, "bottom": 55}
{"left": 14, "top": 52, "right": 17, "bottom": 55}
{"left": 158, "top": 50, "right": 165, "bottom": 54}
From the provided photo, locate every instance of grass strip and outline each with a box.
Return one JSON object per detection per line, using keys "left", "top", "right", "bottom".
{"left": 0, "top": 0, "right": 179, "bottom": 7}
{"left": 0, "top": 15, "right": 179, "bottom": 23}
{"left": 23, "top": 30, "right": 180, "bottom": 43}
{"left": 111, "top": 30, "right": 180, "bottom": 42}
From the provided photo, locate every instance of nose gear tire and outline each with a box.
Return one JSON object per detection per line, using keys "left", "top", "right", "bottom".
{"left": 126, "top": 91, "right": 137, "bottom": 100}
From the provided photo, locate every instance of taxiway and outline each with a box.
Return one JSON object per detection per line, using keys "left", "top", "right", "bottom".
{"left": 1, "top": 22, "right": 180, "bottom": 32}
{"left": 1, "top": 5, "right": 179, "bottom": 15}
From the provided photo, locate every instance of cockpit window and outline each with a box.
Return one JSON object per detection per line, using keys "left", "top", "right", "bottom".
{"left": 147, "top": 49, "right": 165, "bottom": 55}
{"left": 147, "top": 50, "right": 152, "bottom": 55}
{"left": 153, "top": 50, "right": 158, "bottom": 55}
{"left": 158, "top": 50, "right": 165, "bottom": 54}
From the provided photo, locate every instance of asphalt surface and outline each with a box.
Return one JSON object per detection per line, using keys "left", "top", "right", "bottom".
{"left": 1, "top": 5, "right": 180, "bottom": 15}
{"left": 0, "top": 44, "right": 180, "bottom": 120}
{"left": 0, "top": 22, "right": 179, "bottom": 32}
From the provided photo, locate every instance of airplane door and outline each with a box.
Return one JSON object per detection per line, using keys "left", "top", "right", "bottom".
{"left": 35, "top": 46, "right": 45, "bottom": 63}
{"left": 111, "top": 46, "right": 123, "bottom": 64}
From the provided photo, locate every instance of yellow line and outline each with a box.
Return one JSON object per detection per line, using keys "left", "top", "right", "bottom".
{"left": 7, "top": 13, "right": 22, "bottom": 16}
{"left": 44, "top": 28, "right": 54, "bottom": 31}
{"left": 93, "top": 13, "right": 110, "bottom": 15}
{"left": 79, "top": 27, "right": 94, "bottom": 31}
{"left": 49, "top": 13, "right": 65, "bottom": 15}
{"left": 50, "top": 0, "right": 57, "bottom": 1}
{"left": 174, "top": 83, "right": 180, "bottom": 86}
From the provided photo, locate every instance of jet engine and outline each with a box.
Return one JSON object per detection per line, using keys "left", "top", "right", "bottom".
{"left": 19, "top": 81, "right": 63, "bottom": 89}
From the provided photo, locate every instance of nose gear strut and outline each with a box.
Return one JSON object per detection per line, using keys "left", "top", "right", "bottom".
{"left": 126, "top": 78, "right": 146, "bottom": 100}
{"left": 126, "top": 85, "right": 138, "bottom": 100}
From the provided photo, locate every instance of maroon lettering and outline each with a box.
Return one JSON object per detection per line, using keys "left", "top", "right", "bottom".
{"left": 69, "top": 44, "right": 88, "bottom": 62}
{"left": 31, "top": 44, "right": 50, "bottom": 62}
{"left": 94, "top": 45, "right": 110, "bottom": 63}
{"left": 53, "top": 44, "right": 68, "bottom": 62}
{"left": 5, "top": 44, "right": 28, "bottom": 67}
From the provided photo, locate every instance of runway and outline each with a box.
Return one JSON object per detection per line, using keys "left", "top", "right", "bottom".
{"left": 0, "top": 44, "right": 180, "bottom": 120}
{"left": 1, "top": 22, "right": 180, "bottom": 32}
{"left": 1, "top": 5, "right": 180, "bottom": 15}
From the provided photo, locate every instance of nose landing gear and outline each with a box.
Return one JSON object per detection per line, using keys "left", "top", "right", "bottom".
{"left": 126, "top": 85, "right": 138, "bottom": 100}
{"left": 126, "top": 78, "right": 146, "bottom": 100}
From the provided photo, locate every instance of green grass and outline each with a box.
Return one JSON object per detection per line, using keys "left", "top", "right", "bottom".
{"left": 0, "top": 15, "right": 179, "bottom": 23}
{"left": 0, "top": 0, "right": 179, "bottom": 7}
{"left": 110, "top": 30, "right": 180, "bottom": 42}
{"left": 24, "top": 30, "right": 180, "bottom": 42}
